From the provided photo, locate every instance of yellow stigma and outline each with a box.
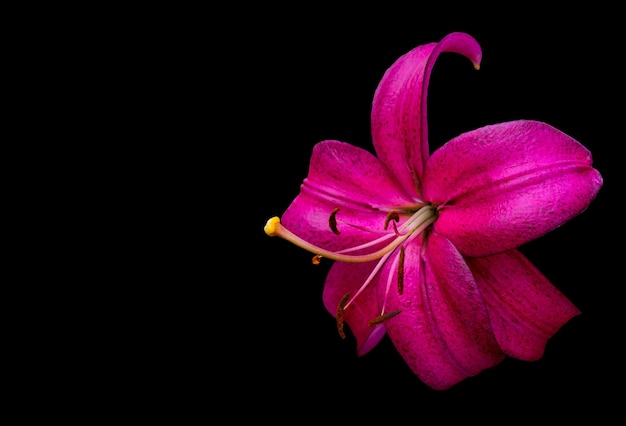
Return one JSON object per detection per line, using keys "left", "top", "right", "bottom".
{"left": 264, "top": 216, "right": 281, "bottom": 236}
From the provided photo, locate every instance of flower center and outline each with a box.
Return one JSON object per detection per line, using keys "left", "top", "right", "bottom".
{"left": 265, "top": 204, "right": 437, "bottom": 337}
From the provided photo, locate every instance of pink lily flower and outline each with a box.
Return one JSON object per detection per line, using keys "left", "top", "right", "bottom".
{"left": 264, "top": 32, "right": 603, "bottom": 390}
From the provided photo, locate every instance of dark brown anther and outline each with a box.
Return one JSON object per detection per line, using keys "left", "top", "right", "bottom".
{"left": 384, "top": 211, "right": 400, "bottom": 230}
{"left": 329, "top": 207, "right": 341, "bottom": 235}
{"left": 336, "top": 292, "right": 351, "bottom": 339}
{"left": 368, "top": 310, "right": 402, "bottom": 326}
{"left": 312, "top": 255, "right": 323, "bottom": 265}
{"left": 398, "top": 246, "right": 405, "bottom": 295}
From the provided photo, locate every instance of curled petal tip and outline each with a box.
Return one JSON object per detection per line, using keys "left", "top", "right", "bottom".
{"left": 439, "top": 31, "right": 482, "bottom": 70}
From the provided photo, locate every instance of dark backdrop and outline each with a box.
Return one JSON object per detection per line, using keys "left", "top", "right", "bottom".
{"left": 146, "top": 9, "right": 622, "bottom": 422}
{"left": 26, "top": 6, "right": 622, "bottom": 423}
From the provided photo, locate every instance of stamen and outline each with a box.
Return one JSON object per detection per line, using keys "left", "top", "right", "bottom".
{"left": 368, "top": 310, "right": 402, "bottom": 326}
{"left": 329, "top": 207, "right": 341, "bottom": 235}
{"left": 380, "top": 248, "right": 401, "bottom": 314}
{"left": 312, "top": 255, "right": 323, "bottom": 265}
{"left": 336, "top": 292, "right": 351, "bottom": 339}
{"left": 398, "top": 246, "right": 405, "bottom": 295}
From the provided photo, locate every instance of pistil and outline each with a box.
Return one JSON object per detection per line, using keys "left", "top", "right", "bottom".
{"left": 264, "top": 205, "right": 436, "bottom": 264}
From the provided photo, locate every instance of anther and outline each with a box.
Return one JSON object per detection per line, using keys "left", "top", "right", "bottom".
{"left": 368, "top": 310, "right": 402, "bottom": 326}
{"left": 384, "top": 211, "right": 400, "bottom": 230}
{"left": 312, "top": 255, "right": 323, "bottom": 265}
{"left": 336, "top": 292, "right": 351, "bottom": 339}
{"left": 329, "top": 207, "right": 341, "bottom": 235}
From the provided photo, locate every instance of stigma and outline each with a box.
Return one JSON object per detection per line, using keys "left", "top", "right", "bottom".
{"left": 264, "top": 205, "right": 437, "bottom": 264}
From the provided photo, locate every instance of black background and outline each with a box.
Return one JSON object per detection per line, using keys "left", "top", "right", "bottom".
{"left": 143, "top": 9, "right": 622, "bottom": 422}
{"left": 16, "top": 6, "right": 623, "bottom": 423}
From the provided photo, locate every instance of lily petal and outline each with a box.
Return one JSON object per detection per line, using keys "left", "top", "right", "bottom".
{"left": 322, "top": 261, "right": 387, "bottom": 355}
{"left": 467, "top": 249, "right": 581, "bottom": 360}
{"left": 424, "top": 120, "right": 603, "bottom": 257}
{"left": 282, "top": 140, "right": 416, "bottom": 252}
{"left": 371, "top": 32, "right": 482, "bottom": 198}
{"left": 382, "top": 231, "right": 504, "bottom": 390}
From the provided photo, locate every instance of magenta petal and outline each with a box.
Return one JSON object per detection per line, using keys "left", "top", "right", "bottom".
{"left": 424, "top": 120, "right": 603, "bottom": 257}
{"left": 282, "top": 140, "right": 416, "bottom": 252}
{"left": 322, "top": 261, "right": 387, "bottom": 355}
{"left": 467, "top": 249, "right": 581, "bottom": 360}
{"left": 371, "top": 32, "right": 482, "bottom": 198}
{"left": 382, "top": 231, "right": 504, "bottom": 390}
{"left": 297, "top": 140, "right": 415, "bottom": 209}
